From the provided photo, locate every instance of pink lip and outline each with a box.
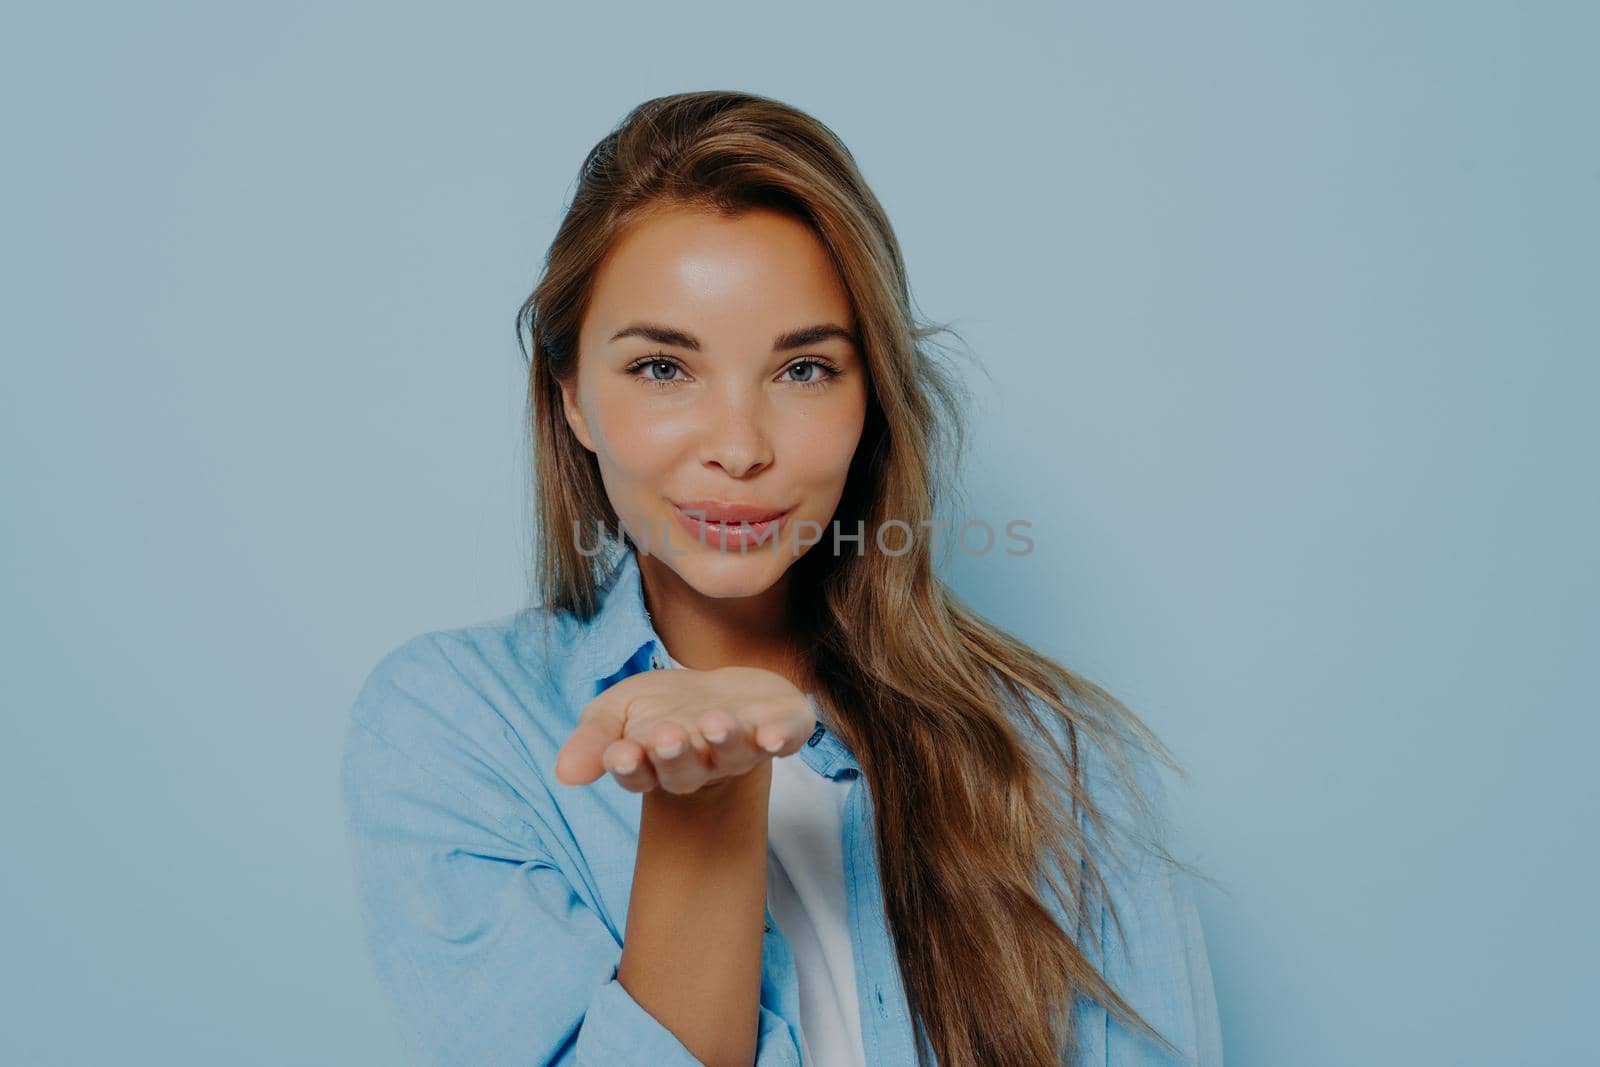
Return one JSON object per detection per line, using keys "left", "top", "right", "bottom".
{"left": 671, "top": 500, "right": 793, "bottom": 551}
{"left": 672, "top": 499, "right": 792, "bottom": 524}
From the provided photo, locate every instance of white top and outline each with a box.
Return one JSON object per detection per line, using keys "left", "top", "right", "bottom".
{"left": 661, "top": 650, "right": 867, "bottom": 1067}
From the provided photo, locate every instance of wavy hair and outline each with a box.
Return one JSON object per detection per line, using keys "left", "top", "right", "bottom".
{"left": 515, "top": 89, "right": 1193, "bottom": 1066}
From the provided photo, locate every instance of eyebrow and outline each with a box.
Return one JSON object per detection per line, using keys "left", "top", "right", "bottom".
{"left": 607, "top": 321, "right": 859, "bottom": 353}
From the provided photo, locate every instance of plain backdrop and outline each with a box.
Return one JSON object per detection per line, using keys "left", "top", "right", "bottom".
{"left": 3, "top": 3, "right": 1595, "bottom": 1064}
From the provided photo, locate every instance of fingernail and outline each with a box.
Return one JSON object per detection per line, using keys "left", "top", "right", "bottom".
{"left": 761, "top": 733, "right": 783, "bottom": 752}
{"left": 656, "top": 740, "right": 683, "bottom": 758}
{"left": 614, "top": 757, "right": 637, "bottom": 774}
{"left": 705, "top": 725, "right": 728, "bottom": 742}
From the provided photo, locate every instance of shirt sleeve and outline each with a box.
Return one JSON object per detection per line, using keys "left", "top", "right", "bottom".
{"left": 338, "top": 635, "right": 803, "bottom": 1067}
{"left": 1069, "top": 731, "right": 1226, "bottom": 1066}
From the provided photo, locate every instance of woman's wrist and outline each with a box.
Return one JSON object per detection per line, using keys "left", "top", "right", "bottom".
{"left": 647, "top": 756, "right": 772, "bottom": 815}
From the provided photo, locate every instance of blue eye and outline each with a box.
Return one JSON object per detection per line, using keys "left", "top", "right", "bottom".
{"left": 782, "top": 359, "right": 842, "bottom": 390}
{"left": 623, "top": 353, "right": 844, "bottom": 391}
{"left": 625, "top": 355, "right": 686, "bottom": 389}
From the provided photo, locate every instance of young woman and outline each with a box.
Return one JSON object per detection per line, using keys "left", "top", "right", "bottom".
{"left": 341, "top": 90, "right": 1222, "bottom": 1067}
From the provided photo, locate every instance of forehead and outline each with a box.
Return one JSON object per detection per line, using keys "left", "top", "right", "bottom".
{"left": 582, "top": 204, "right": 853, "bottom": 343}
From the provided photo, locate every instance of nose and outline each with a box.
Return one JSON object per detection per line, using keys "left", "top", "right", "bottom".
{"left": 698, "top": 385, "right": 773, "bottom": 478}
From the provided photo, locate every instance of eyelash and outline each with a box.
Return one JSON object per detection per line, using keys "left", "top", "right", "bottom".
{"left": 623, "top": 352, "right": 843, "bottom": 392}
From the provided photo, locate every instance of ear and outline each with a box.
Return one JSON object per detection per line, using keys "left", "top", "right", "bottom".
{"left": 558, "top": 376, "right": 597, "bottom": 454}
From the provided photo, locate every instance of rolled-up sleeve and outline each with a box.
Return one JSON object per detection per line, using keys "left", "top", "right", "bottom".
{"left": 1070, "top": 734, "right": 1225, "bottom": 1066}
{"left": 339, "top": 637, "right": 801, "bottom": 1066}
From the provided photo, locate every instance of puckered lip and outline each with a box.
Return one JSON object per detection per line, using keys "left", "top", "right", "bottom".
{"left": 672, "top": 499, "right": 793, "bottom": 524}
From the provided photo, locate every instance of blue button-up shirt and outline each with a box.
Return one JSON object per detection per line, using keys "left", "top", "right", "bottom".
{"left": 340, "top": 545, "right": 1223, "bottom": 1065}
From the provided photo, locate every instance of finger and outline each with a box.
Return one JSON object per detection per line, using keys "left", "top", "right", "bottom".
{"left": 602, "top": 738, "right": 658, "bottom": 793}
{"left": 753, "top": 721, "right": 799, "bottom": 757}
{"left": 697, "top": 709, "right": 759, "bottom": 778}
{"left": 643, "top": 720, "right": 709, "bottom": 795}
{"left": 556, "top": 704, "right": 624, "bottom": 786}
{"left": 742, "top": 698, "right": 817, "bottom": 759}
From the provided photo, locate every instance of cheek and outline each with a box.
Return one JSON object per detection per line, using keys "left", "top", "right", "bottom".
{"left": 586, "top": 393, "right": 687, "bottom": 539}
{"left": 587, "top": 386, "right": 689, "bottom": 474}
{"left": 791, "top": 399, "right": 867, "bottom": 485}
{"left": 586, "top": 398, "right": 711, "bottom": 553}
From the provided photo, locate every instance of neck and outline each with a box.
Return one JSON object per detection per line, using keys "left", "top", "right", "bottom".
{"left": 634, "top": 550, "right": 810, "bottom": 689}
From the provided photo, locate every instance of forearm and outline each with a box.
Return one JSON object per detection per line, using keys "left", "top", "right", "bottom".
{"left": 619, "top": 759, "right": 773, "bottom": 1067}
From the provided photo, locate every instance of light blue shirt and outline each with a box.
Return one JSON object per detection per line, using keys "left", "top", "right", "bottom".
{"left": 340, "top": 544, "right": 1224, "bottom": 1065}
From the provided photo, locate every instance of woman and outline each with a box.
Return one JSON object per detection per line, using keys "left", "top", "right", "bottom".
{"left": 341, "top": 90, "right": 1222, "bottom": 1066}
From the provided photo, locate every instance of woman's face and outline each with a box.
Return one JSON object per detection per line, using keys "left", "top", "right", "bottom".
{"left": 562, "top": 203, "right": 868, "bottom": 599}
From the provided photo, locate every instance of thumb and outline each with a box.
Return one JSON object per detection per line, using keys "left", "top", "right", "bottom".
{"left": 555, "top": 707, "right": 623, "bottom": 786}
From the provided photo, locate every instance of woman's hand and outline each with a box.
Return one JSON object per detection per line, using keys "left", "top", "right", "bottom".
{"left": 553, "top": 665, "right": 818, "bottom": 795}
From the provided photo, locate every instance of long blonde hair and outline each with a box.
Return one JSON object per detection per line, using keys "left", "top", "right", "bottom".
{"left": 516, "top": 89, "right": 1191, "bottom": 1066}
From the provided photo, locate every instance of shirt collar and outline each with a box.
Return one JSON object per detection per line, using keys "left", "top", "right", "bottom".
{"left": 555, "top": 541, "right": 860, "bottom": 779}
{"left": 558, "top": 542, "right": 659, "bottom": 708}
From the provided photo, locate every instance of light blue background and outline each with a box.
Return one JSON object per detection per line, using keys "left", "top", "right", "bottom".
{"left": 4, "top": 3, "right": 1594, "bottom": 1064}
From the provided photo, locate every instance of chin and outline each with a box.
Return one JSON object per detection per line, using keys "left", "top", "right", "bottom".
{"left": 665, "top": 543, "right": 793, "bottom": 598}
